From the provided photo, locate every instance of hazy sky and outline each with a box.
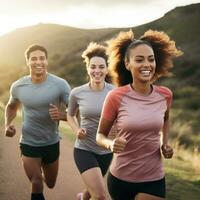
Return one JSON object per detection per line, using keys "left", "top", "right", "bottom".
{"left": 0, "top": 0, "right": 199, "bottom": 36}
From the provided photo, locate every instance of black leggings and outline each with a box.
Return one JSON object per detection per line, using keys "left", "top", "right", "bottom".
{"left": 74, "top": 148, "right": 113, "bottom": 175}
{"left": 107, "top": 172, "right": 165, "bottom": 200}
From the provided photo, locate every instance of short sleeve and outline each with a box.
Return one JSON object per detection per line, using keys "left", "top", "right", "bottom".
{"left": 67, "top": 89, "right": 79, "bottom": 116}
{"left": 60, "top": 80, "right": 71, "bottom": 105}
{"left": 166, "top": 89, "right": 173, "bottom": 109}
{"left": 101, "top": 90, "right": 120, "bottom": 122}
{"left": 155, "top": 86, "right": 173, "bottom": 109}
{"left": 9, "top": 82, "right": 19, "bottom": 104}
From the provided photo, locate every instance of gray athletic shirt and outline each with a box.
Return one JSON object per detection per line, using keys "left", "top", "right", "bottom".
{"left": 10, "top": 73, "right": 71, "bottom": 146}
{"left": 68, "top": 82, "right": 114, "bottom": 154}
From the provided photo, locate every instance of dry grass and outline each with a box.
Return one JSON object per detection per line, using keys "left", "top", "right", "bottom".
{"left": 172, "top": 140, "right": 200, "bottom": 171}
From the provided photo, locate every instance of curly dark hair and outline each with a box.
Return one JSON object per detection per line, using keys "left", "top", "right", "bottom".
{"left": 107, "top": 30, "right": 183, "bottom": 86}
{"left": 82, "top": 42, "right": 112, "bottom": 83}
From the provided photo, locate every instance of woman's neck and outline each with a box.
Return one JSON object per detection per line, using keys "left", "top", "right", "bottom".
{"left": 131, "top": 81, "right": 152, "bottom": 96}
{"left": 89, "top": 81, "right": 105, "bottom": 91}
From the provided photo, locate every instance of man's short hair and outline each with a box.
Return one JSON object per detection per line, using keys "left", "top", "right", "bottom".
{"left": 25, "top": 44, "right": 48, "bottom": 60}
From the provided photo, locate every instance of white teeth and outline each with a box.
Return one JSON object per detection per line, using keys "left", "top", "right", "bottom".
{"left": 141, "top": 70, "right": 150, "bottom": 75}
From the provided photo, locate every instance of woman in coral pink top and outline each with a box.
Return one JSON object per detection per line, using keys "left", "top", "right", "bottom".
{"left": 96, "top": 30, "right": 182, "bottom": 200}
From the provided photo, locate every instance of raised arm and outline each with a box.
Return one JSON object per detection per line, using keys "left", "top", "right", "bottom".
{"left": 96, "top": 118, "right": 114, "bottom": 150}
{"left": 97, "top": 118, "right": 127, "bottom": 153}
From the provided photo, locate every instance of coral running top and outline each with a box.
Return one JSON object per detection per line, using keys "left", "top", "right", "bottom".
{"left": 101, "top": 84, "right": 172, "bottom": 182}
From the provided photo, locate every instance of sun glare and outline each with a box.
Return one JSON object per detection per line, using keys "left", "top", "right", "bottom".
{"left": 0, "top": 0, "right": 199, "bottom": 36}
{"left": 0, "top": 3, "right": 169, "bottom": 36}
{"left": 0, "top": 16, "right": 37, "bottom": 36}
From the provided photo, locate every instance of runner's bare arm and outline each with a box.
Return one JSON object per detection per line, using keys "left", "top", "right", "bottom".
{"left": 96, "top": 118, "right": 127, "bottom": 153}
{"left": 5, "top": 100, "right": 20, "bottom": 137}
{"left": 67, "top": 112, "right": 87, "bottom": 139}
{"left": 161, "top": 109, "right": 173, "bottom": 159}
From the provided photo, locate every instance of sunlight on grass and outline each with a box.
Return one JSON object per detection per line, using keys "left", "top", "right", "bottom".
{"left": 165, "top": 157, "right": 200, "bottom": 200}
{"left": 59, "top": 121, "right": 76, "bottom": 142}
{"left": 165, "top": 140, "right": 200, "bottom": 200}
{"left": 172, "top": 140, "right": 200, "bottom": 170}
{"left": 0, "top": 109, "right": 3, "bottom": 124}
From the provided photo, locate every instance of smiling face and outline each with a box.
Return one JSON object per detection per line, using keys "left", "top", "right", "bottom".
{"left": 126, "top": 44, "right": 156, "bottom": 83}
{"left": 27, "top": 50, "right": 48, "bottom": 77}
{"left": 87, "top": 56, "right": 108, "bottom": 84}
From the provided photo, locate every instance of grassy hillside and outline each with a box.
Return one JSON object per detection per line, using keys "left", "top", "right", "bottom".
{"left": 0, "top": 24, "right": 118, "bottom": 67}
{"left": 0, "top": 24, "right": 121, "bottom": 94}
{"left": 0, "top": 4, "right": 199, "bottom": 87}
{"left": 0, "top": 3, "right": 199, "bottom": 149}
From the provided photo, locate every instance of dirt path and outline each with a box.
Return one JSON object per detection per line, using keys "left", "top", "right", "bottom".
{"left": 0, "top": 124, "right": 85, "bottom": 200}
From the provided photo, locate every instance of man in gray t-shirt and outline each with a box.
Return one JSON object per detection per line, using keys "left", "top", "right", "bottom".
{"left": 4, "top": 44, "right": 71, "bottom": 200}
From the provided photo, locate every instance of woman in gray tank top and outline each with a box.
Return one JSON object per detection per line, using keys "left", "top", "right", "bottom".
{"left": 67, "top": 42, "right": 115, "bottom": 200}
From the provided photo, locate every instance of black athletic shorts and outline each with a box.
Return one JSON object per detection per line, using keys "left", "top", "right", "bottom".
{"left": 107, "top": 172, "right": 166, "bottom": 200}
{"left": 73, "top": 148, "right": 113, "bottom": 175}
{"left": 20, "top": 142, "right": 60, "bottom": 164}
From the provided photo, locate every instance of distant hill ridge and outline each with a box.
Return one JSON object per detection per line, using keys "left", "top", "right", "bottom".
{"left": 0, "top": 3, "right": 199, "bottom": 88}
